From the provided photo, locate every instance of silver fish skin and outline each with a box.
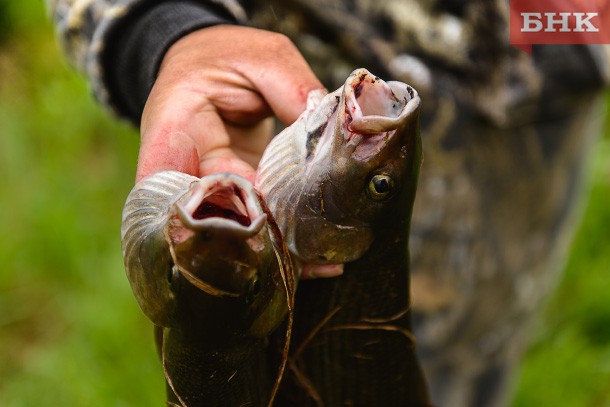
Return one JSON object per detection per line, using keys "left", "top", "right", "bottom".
{"left": 121, "top": 171, "right": 293, "bottom": 406}
{"left": 256, "top": 68, "right": 420, "bottom": 268}
{"left": 121, "top": 171, "right": 287, "bottom": 332}
{"left": 121, "top": 170, "right": 199, "bottom": 327}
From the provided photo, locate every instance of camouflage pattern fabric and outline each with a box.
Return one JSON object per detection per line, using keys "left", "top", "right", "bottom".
{"left": 47, "top": 0, "right": 245, "bottom": 105}
{"left": 48, "top": 0, "right": 609, "bottom": 406}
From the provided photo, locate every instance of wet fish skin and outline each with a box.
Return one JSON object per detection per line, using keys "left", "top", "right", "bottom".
{"left": 121, "top": 170, "right": 198, "bottom": 327}
{"left": 121, "top": 171, "right": 292, "bottom": 406}
{"left": 257, "top": 68, "right": 420, "bottom": 267}
{"left": 257, "top": 69, "right": 431, "bottom": 405}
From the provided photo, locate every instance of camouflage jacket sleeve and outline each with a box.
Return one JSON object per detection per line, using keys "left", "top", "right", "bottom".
{"left": 48, "top": 0, "right": 609, "bottom": 125}
{"left": 47, "top": 0, "right": 246, "bottom": 123}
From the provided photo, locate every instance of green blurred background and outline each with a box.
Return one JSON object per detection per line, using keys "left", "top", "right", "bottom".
{"left": 0, "top": 1, "right": 608, "bottom": 405}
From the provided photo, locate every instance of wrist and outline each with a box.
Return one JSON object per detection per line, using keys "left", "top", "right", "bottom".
{"left": 101, "top": 2, "right": 239, "bottom": 125}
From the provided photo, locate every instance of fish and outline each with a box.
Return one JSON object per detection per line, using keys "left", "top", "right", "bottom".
{"left": 256, "top": 69, "right": 431, "bottom": 405}
{"left": 121, "top": 171, "right": 294, "bottom": 406}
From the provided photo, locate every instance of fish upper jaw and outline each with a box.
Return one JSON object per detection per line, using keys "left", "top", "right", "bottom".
{"left": 336, "top": 68, "right": 421, "bottom": 162}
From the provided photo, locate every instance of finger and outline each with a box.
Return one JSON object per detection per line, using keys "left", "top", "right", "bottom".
{"left": 196, "top": 27, "right": 324, "bottom": 125}
{"left": 197, "top": 147, "right": 256, "bottom": 182}
{"left": 225, "top": 117, "right": 275, "bottom": 168}
{"left": 301, "top": 264, "right": 345, "bottom": 279}
{"left": 244, "top": 43, "right": 324, "bottom": 125}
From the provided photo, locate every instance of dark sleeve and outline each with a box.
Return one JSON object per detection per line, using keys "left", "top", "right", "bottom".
{"left": 103, "top": 2, "right": 239, "bottom": 124}
{"left": 48, "top": 0, "right": 246, "bottom": 125}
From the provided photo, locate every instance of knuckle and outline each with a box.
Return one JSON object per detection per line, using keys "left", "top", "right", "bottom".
{"left": 265, "top": 32, "right": 297, "bottom": 52}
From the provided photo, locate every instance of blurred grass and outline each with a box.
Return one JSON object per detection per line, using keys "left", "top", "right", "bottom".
{"left": 0, "top": 1, "right": 608, "bottom": 406}
{"left": 0, "top": 2, "right": 163, "bottom": 405}
{"left": 512, "top": 132, "right": 610, "bottom": 406}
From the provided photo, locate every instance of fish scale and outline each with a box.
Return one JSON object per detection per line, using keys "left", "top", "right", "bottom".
{"left": 121, "top": 171, "right": 199, "bottom": 327}
{"left": 257, "top": 131, "right": 307, "bottom": 255}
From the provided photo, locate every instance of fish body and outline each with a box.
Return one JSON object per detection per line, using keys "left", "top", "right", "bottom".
{"left": 121, "top": 171, "right": 292, "bottom": 406}
{"left": 257, "top": 69, "right": 430, "bottom": 405}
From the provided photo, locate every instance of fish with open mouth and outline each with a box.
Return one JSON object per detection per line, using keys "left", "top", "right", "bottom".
{"left": 121, "top": 171, "right": 294, "bottom": 406}
{"left": 256, "top": 69, "right": 431, "bottom": 405}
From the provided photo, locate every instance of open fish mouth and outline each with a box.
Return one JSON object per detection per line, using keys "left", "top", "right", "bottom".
{"left": 342, "top": 69, "right": 420, "bottom": 160}
{"left": 175, "top": 174, "right": 267, "bottom": 239}
{"left": 176, "top": 174, "right": 267, "bottom": 238}
{"left": 167, "top": 173, "right": 268, "bottom": 299}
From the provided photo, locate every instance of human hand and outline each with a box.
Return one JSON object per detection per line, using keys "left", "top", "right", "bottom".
{"left": 137, "top": 25, "right": 323, "bottom": 182}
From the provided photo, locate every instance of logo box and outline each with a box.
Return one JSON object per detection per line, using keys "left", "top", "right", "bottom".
{"left": 510, "top": 0, "right": 610, "bottom": 52}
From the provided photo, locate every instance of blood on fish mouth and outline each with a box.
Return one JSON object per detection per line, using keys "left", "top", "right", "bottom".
{"left": 347, "top": 75, "right": 405, "bottom": 128}
{"left": 338, "top": 69, "right": 419, "bottom": 161}
{"left": 192, "top": 185, "right": 252, "bottom": 227}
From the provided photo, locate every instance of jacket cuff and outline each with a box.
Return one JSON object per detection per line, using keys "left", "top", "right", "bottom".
{"left": 100, "top": 2, "right": 239, "bottom": 125}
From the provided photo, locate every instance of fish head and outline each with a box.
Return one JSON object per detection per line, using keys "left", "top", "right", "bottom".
{"left": 165, "top": 174, "right": 285, "bottom": 336}
{"left": 295, "top": 68, "right": 422, "bottom": 264}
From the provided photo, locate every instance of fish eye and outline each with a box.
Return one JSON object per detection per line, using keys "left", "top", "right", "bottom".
{"left": 367, "top": 174, "right": 394, "bottom": 201}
